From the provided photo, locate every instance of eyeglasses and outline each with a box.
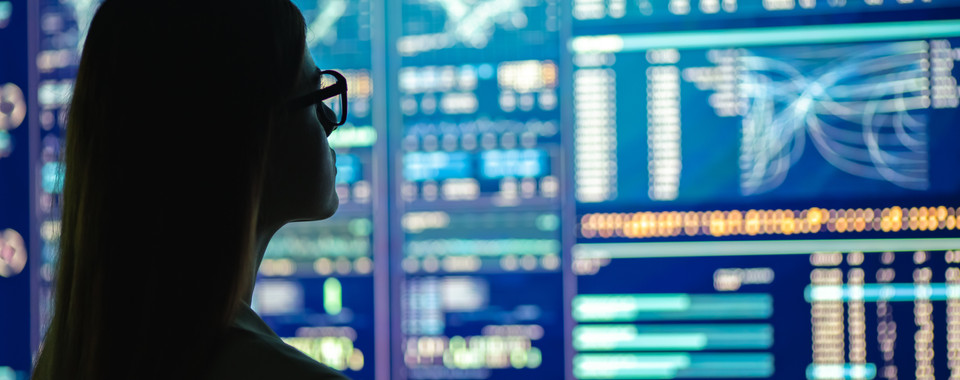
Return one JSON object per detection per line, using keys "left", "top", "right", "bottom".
{"left": 288, "top": 69, "right": 348, "bottom": 136}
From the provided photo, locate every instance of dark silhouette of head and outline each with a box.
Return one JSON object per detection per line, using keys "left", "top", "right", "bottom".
{"left": 32, "top": 0, "right": 339, "bottom": 378}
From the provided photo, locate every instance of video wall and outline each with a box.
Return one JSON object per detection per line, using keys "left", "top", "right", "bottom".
{"left": 2, "top": 0, "right": 960, "bottom": 379}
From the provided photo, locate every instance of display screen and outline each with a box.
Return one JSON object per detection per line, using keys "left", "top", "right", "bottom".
{"left": 391, "top": 0, "right": 564, "bottom": 379}
{"left": 29, "top": 0, "right": 101, "bottom": 366}
{"left": 0, "top": 0, "right": 30, "bottom": 376}
{"left": 9, "top": 1, "right": 960, "bottom": 379}
{"left": 570, "top": 2, "right": 960, "bottom": 380}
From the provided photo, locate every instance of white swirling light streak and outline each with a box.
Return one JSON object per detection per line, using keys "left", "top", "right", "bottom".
{"left": 738, "top": 41, "right": 931, "bottom": 195}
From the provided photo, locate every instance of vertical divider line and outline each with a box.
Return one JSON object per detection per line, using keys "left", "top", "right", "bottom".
{"left": 384, "top": 0, "right": 406, "bottom": 378}
{"left": 557, "top": 0, "right": 577, "bottom": 379}
{"left": 370, "top": 0, "right": 390, "bottom": 377}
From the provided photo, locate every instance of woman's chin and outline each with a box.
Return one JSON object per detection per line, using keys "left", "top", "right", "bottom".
{"left": 282, "top": 189, "right": 339, "bottom": 223}
{"left": 316, "top": 193, "right": 339, "bottom": 220}
{"left": 289, "top": 197, "right": 338, "bottom": 222}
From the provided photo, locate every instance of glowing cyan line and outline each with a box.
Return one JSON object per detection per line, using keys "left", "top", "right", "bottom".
{"left": 571, "top": 20, "right": 960, "bottom": 53}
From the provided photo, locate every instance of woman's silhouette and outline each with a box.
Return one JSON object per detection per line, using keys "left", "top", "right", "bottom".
{"left": 32, "top": 0, "right": 348, "bottom": 378}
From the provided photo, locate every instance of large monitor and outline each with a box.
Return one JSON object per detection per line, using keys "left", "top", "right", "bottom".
{"left": 569, "top": 2, "right": 960, "bottom": 380}
{"left": 389, "top": 0, "right": 564, "bottom": 379}
{"left": 7, "top": 0, "right": 960, "bottom": 379}
{"left": 28, "top": 0, "right": 101, "bottom": 364}
{"left": 0, "top": 0, "right": 29, "bottom": 375}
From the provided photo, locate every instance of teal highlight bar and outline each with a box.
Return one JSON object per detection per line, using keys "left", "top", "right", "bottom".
{"left": 806, "top": 364, "right": 877, "bottom": 380}
{"left": 574, "top": 353, "right": 774, "bottom": 379}
{"left": 323, "top": 277, "right": 342, "bottom": 315}
{"left": 573, "top": 294, "right": 772, "bottom": 322}
{"left": 574, "top": 324, "right": 773, "bottom": 351}
{"left": 0, "top": 3, "right": 10, "bottom": 26}
{"left": 805, "top": 283, "right": 960, "bottom": 302}
{"left": 406, "top": 238, "right": 561, "bottom": 257}
{"left": 573, "top": 238, "right": 960, "bottom": 260}
{"left": 571, "top": 19, "right": 960, "bottom": 53}
{"left": 0, "top": 367, "right": 16, "bottom": 380}
{"left": 41, "top": 161, "right": 64, "bottom": 194}
{"left": 327, "top": 125, "right": 377, "bottom": 148}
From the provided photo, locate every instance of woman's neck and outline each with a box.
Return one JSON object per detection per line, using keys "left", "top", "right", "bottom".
{"left": 245, "top": 222, "right": 280, "bottom": 304}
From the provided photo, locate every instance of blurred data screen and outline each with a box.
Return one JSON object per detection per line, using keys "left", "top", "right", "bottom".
{"left": 0, "top": 0, "right": 29, "bottom": 375}
{"left": 8, "top": 0, "right": 960, "bottom": 379}
{"left": 30, "top": 0, "right": 100, "bottom": 365}
{"left": 391, "top": 0, "right": 564, "bottom": 379}
{"left": 570, "top": 2, "right": 960, "bottom": 380}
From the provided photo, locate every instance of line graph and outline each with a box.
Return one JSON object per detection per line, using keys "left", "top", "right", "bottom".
{"left": 304, "top": 0, "right": 348, "bottom": 48}
{"left": 737, "top": 41, "right": 936, "bottom": 195}
{"left": 398, "top": 0, "right": 530, "bottom": 56}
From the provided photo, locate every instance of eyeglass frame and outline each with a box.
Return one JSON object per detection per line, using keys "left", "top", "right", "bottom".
{"left": 287, "top": 69, "right": 348, "bottom": 132}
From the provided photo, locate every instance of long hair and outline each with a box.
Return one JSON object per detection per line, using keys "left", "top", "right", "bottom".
{"left": 32, "top": 1, "right": 306, "bottom": 378}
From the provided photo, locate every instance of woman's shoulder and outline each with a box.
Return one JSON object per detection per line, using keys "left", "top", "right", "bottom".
{"left": 203, "top": 302, "right": 349, "bottom": 379}
{"left": 204, "top": 326, "right": 349, "bottom": 380}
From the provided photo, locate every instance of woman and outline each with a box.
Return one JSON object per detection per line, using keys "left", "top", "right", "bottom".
{"left": 32, "top": 0, "right": 348, "bottom": 378}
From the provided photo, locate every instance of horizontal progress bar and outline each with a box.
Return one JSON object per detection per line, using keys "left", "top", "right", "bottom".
{"left": 574, "top": 294, "right": 771, "bottom": 322}
{"left": 574, "top": 353, "right": 774, "bottom": 379}
{"left": 573, "top": 238, "right": 960, "bottom": 259}
{"left": 574, "top": 324, "right": 772, "bottom": 351}
{"left": 407, "top": 239, "right": 561, "bottom": 256}
{"left": 806, "top": 283, "right": 960, "bottom": 302}
{"left": 327, "top": 125, "right": 377, "bottom": 148}
{"left": 807, "top": 364, "right": 877, "bottom": 380}
{"left": 571, "top": 19, "right": 960, "bottom": 53}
